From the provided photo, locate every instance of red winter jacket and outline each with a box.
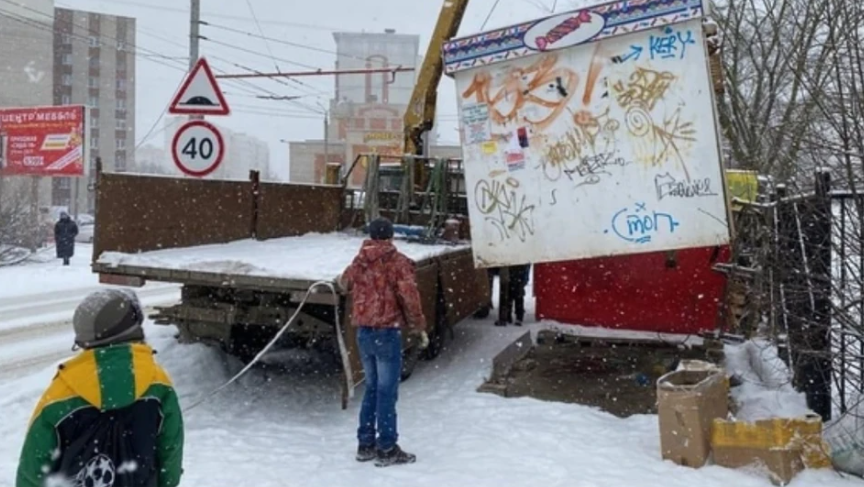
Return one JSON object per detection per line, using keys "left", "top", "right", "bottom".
{"left": 340, "top": 239, "right": 426, "bottom": 331}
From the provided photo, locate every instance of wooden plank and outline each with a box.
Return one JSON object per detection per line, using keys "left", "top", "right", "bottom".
{"left": 489, "top": 331, "right": 533, "bottom": 382}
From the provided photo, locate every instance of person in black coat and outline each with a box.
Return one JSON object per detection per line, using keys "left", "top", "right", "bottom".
{"left": 495, "top": 264, "right": 531, "bottom": 327}
{"left": 54, "top": 212, "right": 78, "bottom": 266}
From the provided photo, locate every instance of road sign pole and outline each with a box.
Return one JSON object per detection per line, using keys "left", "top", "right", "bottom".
{"left": 190, "top": 0, "right": 200, "bottom": 70}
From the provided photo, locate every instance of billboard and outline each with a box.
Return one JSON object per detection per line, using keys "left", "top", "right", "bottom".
{"left": 0, "top": 105, "right": 87, "bottom": 177}
{"left": 444, "top": 0, "right": 729, "bottom": 267}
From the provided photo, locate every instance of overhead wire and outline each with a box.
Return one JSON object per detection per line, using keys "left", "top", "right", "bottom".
{"left": 0, "top": 2, "right": 322, "bottom": 149}
{"left": 203, "top": 22, "right": 390, "bottom": 66}
{"left": 58, "top": 0, "right": 343, "bottom": 31}
{"left": 77, "top": 3, "right": 330, "bottom": 108}
{"left": 242, "top": 0, "right": 280, "bottom": 72}
{"left": 5, "top": 0, "right": 323, "bottom": 103}
{"left": 481, "top": 0, "right": 503, "bottom": 30}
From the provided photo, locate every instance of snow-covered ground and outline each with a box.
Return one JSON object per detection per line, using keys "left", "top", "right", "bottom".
{"left": 0, "top": 245, "right": 179, "bottom": 379}
{"left": 0, "top": 253, "right": 859, "bottom": 487}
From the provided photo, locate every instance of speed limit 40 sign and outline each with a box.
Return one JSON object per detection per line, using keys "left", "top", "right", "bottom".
{"left": 172, "top": 120, "right": 225, "bottom": 177}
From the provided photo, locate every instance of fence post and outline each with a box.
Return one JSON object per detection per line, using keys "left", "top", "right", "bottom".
{"left": 805, "top": 170, "right": 832, "bottom": 421}
{"left": 250, "top": 170, "right": 260, "bottom": 240}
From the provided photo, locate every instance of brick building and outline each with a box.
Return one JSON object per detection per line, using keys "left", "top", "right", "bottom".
{"left": 288, "top": 29, "right": 460, "bottom": 187}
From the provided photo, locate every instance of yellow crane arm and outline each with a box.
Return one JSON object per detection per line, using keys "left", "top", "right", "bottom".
{"left": 403, "top": 0, "right": 470, "bottom": 156}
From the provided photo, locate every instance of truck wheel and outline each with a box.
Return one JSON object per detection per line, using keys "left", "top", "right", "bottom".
{"left": 422, "top": 307, "right": 447, "bottom": 360}
{"left": 401, "top": 346, "right": 420, "bottom": 382}
{"left": 230, "top": 325, "right": 275, "bottom": 365}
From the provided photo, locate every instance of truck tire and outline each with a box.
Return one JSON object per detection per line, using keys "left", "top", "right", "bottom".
{"left": 401, "top": 346, "right": 420, "bottom": 382}
{"left": 422, "top": 288, "right": 449, "bottom": 360}
{"left": 230, "top": 325, "right": 275, "bottom": 365}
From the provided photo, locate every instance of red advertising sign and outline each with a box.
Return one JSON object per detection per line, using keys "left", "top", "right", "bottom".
{"left": 0, "top": 105, "right": 86, "bottom": 177}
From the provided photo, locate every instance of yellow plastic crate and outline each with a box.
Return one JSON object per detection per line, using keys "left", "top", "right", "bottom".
{"left": 712, "top": 416, "right": 832, "bottom": 469}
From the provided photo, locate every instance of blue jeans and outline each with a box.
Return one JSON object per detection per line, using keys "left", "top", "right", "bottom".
{"left": 356, "top": 327, "right": 402, "bottom": 451}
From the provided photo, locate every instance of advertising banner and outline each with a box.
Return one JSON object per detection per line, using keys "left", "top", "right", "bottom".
{"left": 0, "top": 105, "right": 86, "bottom": 177}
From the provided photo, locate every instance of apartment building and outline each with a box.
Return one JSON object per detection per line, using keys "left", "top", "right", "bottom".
{"left": 52, "top": 7, "right": 136, "bottom": 213}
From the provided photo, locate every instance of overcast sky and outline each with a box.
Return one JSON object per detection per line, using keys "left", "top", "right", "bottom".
{"left": 61, "top": 0, "right": 591, "bottom": 179}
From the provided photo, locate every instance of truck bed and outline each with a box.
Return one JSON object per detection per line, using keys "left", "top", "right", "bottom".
{"left": 94, "top": 232, "right": 470, "bottom": 292}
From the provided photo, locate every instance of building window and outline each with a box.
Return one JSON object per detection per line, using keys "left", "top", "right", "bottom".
{"left": 117, "top": 40, "right": 126, "bottom": 51}
{"left": 116, "top": 153, "right": 126, "bottom": 171}
{"left": 62, "top": 74, "right": 72, "bottom": 86}
{"left": 116, "top": 139, "right": 125, "bottom": 150}
{"left": 90, "top": 136, "right": 99, "bottom": 149}
{"left": 89, "top": 56, "right": 99, "bottom": 68}
{"left": 116, "top": 99, "right": 126, "bottom": 111}
{"left": 61, "top": 33, "right": 72, "bottom": 45}
{"left": 88, "top": 95, "right": 98, "bottom": 107}
{"left": 90, "top": 116, "right": 99, "bottom": 128}
{"left": 88, "top": 35, "right": 100, "bottom": 47}
{"left": 117, "top": 56, "right": 126, "bottom": 69}
{"left": 62, "top": 54, "right": 72, "bottom": 65}
{"left": 116, "top": 78, "right": 126, "bottom": 90}
{"left": 88, "top": 77, "right": 99, "bottom": 88}
{"left": 116, "top": 118, "right": 126, "bottom": 130}
{"left": 61, "top": 94, "right": 71, "bottom": 105}
{"left": 57, "top": 178, "right": 71, "bottom": 189}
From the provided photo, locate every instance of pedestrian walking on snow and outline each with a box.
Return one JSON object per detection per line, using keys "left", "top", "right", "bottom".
{"left": 54, "top": 212, "right": 78, "bottom": 266}
{"left": 16, "top": 289, "right": 184, "bottom": 487}
{"left": 339, "top": 217, "right": 428, "bottom": 467}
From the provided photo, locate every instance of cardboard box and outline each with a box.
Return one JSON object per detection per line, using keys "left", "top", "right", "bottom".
{"left": 657, "top": 369, "right": 729, "bottom": 467}
{"left": 711, "top": 416, "right": 832, "bottom": 485}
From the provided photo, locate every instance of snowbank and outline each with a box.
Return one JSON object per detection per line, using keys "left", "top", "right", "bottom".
{"left": 97, "top": 233, "right": 469, "bottom": 282}
{"left": 724, "top": 339, "right": 812, "bottom": 421}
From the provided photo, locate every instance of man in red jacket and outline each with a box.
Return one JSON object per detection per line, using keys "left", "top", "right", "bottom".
{"left": 339, "top": 218, "right": 428, "bottom": 467}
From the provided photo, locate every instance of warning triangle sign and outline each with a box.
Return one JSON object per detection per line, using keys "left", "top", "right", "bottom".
{"left": 169, "top": 57, "right": 230, "bottom": 116}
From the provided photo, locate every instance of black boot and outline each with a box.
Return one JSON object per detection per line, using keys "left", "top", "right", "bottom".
{"left": 375, "top": 445, "right": 416, "bottom": 467}
{"left": 356, "top": 445, "right": 376, "bottom": 462}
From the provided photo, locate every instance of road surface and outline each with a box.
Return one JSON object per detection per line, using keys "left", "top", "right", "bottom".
{"left": 0, "top": 284, "right": 180, "bottom": 380}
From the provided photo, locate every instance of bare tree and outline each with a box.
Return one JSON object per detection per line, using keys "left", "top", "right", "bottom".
{"left": 0, "top": 179, "right": 43, "bottom": 262}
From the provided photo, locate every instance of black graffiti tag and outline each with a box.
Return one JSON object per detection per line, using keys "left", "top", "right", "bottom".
{"left": 474, "top": 178, "right": 536, "bottom": 242}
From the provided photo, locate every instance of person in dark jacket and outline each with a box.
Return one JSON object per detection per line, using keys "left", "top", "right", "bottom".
{"left": 17, "top": 289, "right": 184, "bottom": 487}
{"left": 338, "top": 218, "right": 428, "bottom": 467}
{"left": 54, "top": 212, "right": 78, "bottom": 265}
{"left": 495, "top": 264, "right": 531, "bottom": 327}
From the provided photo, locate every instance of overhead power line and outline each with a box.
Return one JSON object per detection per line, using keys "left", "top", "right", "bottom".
{"left": 0, "top": 1, "right": 318, "bottom": 105}
{"left": 242, "top": 0, "right": 280, "bottom": 73}
{"left": 203, "top": 22, "right": 389, "bottom": 66}
{"left": 481, "top": 0, "right": 503, "bottom": 30}
{"left": 57, "top": 0, "right": 343, "bottom": 31}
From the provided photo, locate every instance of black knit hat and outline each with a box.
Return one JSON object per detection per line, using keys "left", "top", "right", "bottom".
{"left": 368, "top": 217, "right": 394, "bottom": 240}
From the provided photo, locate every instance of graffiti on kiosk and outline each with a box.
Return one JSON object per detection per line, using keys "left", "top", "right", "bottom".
{"left": 649, "top": 26, "right": 696, "bottom": 60}
{"left": 612, "top": 27, "right": 696, "bottom": 63}
{"left": 654, "top": 173, "right": 717, "bottom": 200}
{"left": 474, "top": 176, "right": 536, "bottom": 242}
{"left": 461, "top": 54, "right": 578, "bottom": 131}
{"left": 613, "top": 67, "right": 677, "bottom": 111}
{"left": 607, "top": 202, "right": 680, "bottom": 244}
{"left": 540, "top": 107, "right": 621, "bottom": 181}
